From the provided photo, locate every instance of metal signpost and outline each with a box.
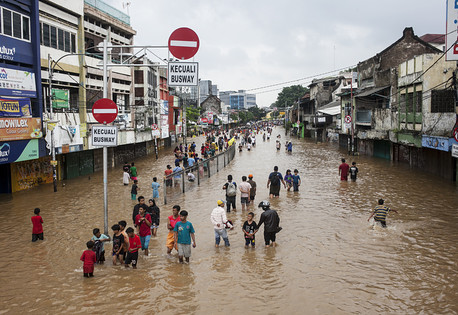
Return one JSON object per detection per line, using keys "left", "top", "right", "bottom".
{"left": 91, "top": 97, "right": 118, "bottom": 235}
{"left": 167, "top": 27, "right": 200, "bottom": 150}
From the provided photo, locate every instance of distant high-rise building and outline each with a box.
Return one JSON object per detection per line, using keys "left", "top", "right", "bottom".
{"left": 219, "top": 90, "right": 256, "bottom": 110}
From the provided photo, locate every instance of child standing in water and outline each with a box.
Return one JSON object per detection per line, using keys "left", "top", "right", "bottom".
{"left": 80, "top": 241, "right": 96, "bottom": 277}
{"left": 242, "top": 212, "right": 258, "bottom": 248}
{"left": 151, "top": 177, "right": 160, "bottom": 200}
{"left": 292, "top": 169, "right": 301, "bottom": 192}
{"left": 31, "top": 208, "right": 44, "bottom": 242}
{"left": 131, "top": 180, "right": 139, "bottom": 201}
{"left": 284, "top": 169, "right": 293, "bottom": 191}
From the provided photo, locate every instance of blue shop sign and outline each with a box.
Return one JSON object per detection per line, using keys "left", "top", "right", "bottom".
{"left": 421, "top": 135, "right": 450, "bottom": 152}
{"left": 0, "top": 35, "right": 34, "bottom": 65}
{"left": 0, "top": 139, "right": 39, "bottom": 164}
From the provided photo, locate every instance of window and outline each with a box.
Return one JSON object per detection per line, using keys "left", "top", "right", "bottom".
{"left": 42, "top": 23, "right": 50, "bottom": 46}
{"left": 64, "top": 31, "right": 70, "bottom": 52}
{"left": 12, "top": 12, "right": 21, "bottom": 38}
{"left": 3, "top": 8, "right": 12, "bottom": 36}
{"left": 71, "top": 34, "right": 76, "bottom": 53}
{"left": 22, "top": 16, "right": 29, "bottom": 40}
{"left": 1, "top": 8, "right": 30, "bottom": 41}
{"left": 399, "top": 91, "right": 422, "bottom": 113}
{"left": 41, "top": 23, "right": 76, "bottom": 53}
{"left": 431, "top": 89, "right": 455, "bottom": 113}
{"left": 58, "top": 29, "right": 64, "bottom": 50}
{"left": 50, "top": 26, "right": 57, "bottom": 49}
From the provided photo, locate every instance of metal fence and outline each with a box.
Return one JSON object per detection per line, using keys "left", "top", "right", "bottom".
{"left": 163, "top": 144, "right": 236, "bottom": 204}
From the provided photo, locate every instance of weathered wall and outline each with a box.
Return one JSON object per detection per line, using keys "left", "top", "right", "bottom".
{"left": 373, "top": 108, "right": 397, "bottom": 131}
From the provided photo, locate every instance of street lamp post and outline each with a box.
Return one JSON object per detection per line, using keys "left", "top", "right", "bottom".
{"left": 48, "top": 54, "right": 58, "bottom": 192}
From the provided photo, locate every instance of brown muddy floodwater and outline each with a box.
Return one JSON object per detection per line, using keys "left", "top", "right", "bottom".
{"left": 1, "top": 127, "right": 458, "bottom": 314}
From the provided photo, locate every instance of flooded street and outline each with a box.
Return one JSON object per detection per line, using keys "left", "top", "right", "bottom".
{"left": 1, "top": 127, "right": 458, "bottom": 314}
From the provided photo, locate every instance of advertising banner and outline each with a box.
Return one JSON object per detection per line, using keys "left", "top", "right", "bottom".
{"left": 52, "top": 89, "right": 70, "bottom": 109}
{"left": 421, "top": 135, "right": 450, "bottom": 152}
{"left": 0, "top": 139, "right": 39, "bottom": 164}
{"left": 0, "top": 67, "right": 37, "bottom": 97}
{"left": 446, "top": 0, "right": 458, "bottom": 61}
{"left": 0, "top": 117, "right": 42, "bottom": 141}
{"left": 0, "top": 97, "right": 32, "bottom": 117}
{"left": 160, "top": 100, "right": 169, "bottom": 115}
{"left": 0, "top": 35, "right": 34, "bottom": 64}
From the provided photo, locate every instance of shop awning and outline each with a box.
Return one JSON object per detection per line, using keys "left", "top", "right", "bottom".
{"left": 355, "top": 85, "right": 390, "bottom": 98}
{"left": 317, "top": 100, "right": 341, "bottom": 116}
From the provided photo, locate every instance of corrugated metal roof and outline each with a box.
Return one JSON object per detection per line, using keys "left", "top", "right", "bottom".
{"left": 355, "top": 86, "right": 390, "bottom": 98}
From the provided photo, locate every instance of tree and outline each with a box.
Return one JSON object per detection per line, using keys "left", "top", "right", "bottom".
{"left": 186, "top": 106, "right": 200, "bottom": 122}
{"left": 272, "top": 85, "right": 309, "bottom": 108}
{"left": 247, "top": 106, "right": 267, "bottom": 121}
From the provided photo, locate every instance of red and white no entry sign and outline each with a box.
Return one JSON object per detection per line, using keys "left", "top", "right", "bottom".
{"left": 453, "top": 126, "right": 458, "bottom": 142}
{"left": 344, "top": 115, "right": 352, "bottom": 124}
{"left": 168, "top": 27, "right": 200, "bottom": 60}
{"left": 92, "top": 98, "right": 118, "bottom": 124}
{"left": 152, "top": 124, "right": 158, "bottom": 130}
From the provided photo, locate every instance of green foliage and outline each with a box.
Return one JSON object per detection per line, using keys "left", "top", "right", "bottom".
{"left": 247, "top": 106, "right": 267, "bottom": 121}
{"left": 238, "top": 111, "right": 255, "bottom": 123}
{"left": 186, "top": 106, "right": 200, "bottom": 122}
{"left": 272, "top": 85, "right": 309, "bottom": 108}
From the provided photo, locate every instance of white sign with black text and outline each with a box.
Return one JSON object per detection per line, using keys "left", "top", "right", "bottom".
{"left": 452, "top": 144, "right": 458, "bottom": 158}
{"left": 92, "top": 126, "right": 117, "bottom": 146}
{"left": 168, "top": 62, "right": 198, "bottom": 86}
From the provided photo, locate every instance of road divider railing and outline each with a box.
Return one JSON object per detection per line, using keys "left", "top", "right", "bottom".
{"left": 163, "top": 144, "right": 236, "bottom": 204}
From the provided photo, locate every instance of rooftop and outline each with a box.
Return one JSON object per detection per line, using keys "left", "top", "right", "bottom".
{"left": 84, "top": 0, "right": 130, "bottom": 25}
{"left": 419, "top": 34, "right": 445, "bottom": 44}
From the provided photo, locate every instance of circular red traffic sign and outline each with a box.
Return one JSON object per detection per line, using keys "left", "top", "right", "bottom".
{"left": 453, "top": 127, "right": 458, "bottom": 142}
{"left": 345, "top": 115, "right": 352, "bottom": 123}
{"left": 92, "top": 98, "right": 118, "bottom": 124}
{"left": 152, "top": 124, "right": 158, "bottom": 130}
{"left": 168, "top": 27, "right": 200, "bottom": 60}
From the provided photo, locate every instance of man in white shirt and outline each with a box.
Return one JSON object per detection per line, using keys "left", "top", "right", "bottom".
{"left": 239, "top": 176, "right": 252, "bottom": 211}
{"left": 210, "top": 200, "right": 233, "bottom": 247}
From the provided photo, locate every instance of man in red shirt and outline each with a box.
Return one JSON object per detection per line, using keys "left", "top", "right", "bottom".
{"left": 135, "top": 205, "right": 152, "bottom": 256}
{"left": 339, "top": 158, "right": 350, "bottom": 181}
{"left": 80, "top": 241, "right": 97, "bottom": 277}
{"left": 166, "top": 205, "right": 181, "bottom": 254}
{"left": 31, "top": 208, "right": 44, "bottom": 242}
{"left": 125, "top": 227, "right": 141, "bottom": 269}
{"left": 164, "top": 165, "right": 173, "bottom": 187}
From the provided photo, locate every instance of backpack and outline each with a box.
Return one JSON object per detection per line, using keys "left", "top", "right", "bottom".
{"left": 226, "top": 182, "right": 237, "bottom": 196}
{"left": 270, "top": 172, "right": 280, "bottom": 186}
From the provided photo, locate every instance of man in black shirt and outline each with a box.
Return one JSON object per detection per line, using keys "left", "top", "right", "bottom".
{"left": 132, "top": 196, "right": 146, "bottom": 226}
{"left": 257, "top": 200, "right": 280, "bottom": 248}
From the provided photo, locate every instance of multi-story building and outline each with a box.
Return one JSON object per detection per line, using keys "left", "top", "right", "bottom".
{"left": 219, "top": 90, "right": 256, "bottom": 110}
{"left": 0, "top": 0, "right": 44, "bottom": 193}
{"left": 134, "top": 58, "right": 160, "bottom": 129}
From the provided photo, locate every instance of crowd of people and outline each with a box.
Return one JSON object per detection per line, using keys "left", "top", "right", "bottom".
{"left": 30, "top": 122, "right": 398, "bottom": 278}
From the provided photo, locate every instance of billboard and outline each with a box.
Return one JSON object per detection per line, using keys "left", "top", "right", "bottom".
{"left": 0, "top": 117, "right": 42, "bottom": 141}
{"left": 0, "top": 67, "right": 37, "bottom": 97}
{"left": 52, "top": 89, "right": 69, "bottom": 109}
{"left": 0, "top": 97, "right": 32, "bottom": 117}
{"left": 0, "top": 139, "right": 39, "bottom": 164}
{"left": 446, "top": 0, "right": 458, "bottom": 60}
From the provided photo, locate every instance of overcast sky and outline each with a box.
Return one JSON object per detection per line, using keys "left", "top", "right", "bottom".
{"left": 107, "top": 0, "right": 445, "bottom": 107}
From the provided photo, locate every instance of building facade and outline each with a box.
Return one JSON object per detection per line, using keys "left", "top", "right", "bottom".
{"left": 219, "top": 90, "right": 256, "bottom": 110}
{"left": 0, "top": 0, "right": 45, "bottom": 193}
